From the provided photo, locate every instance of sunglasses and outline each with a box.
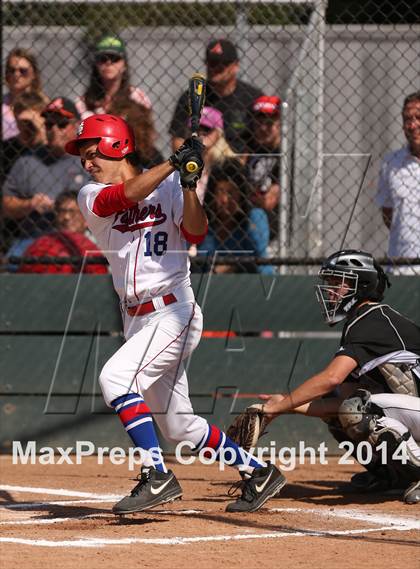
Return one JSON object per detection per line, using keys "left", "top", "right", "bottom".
{"left": 198, "top": 125, "right": 215, "bottom": 135}
{"left": 95, "top": 53, "right": 123, "bottom": 64}
{"left": 45, "top": 117, "right": 71, "bottom": 130}
{"left": 6, "top": 66, "right": 31, "bottom": 77}
{"left": 207, "top": 61, "right": 231, "bottom": 72}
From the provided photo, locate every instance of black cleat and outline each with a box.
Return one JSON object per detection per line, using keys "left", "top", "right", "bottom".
{"left": 113, "top": 466, "right": 182, "bottom": 515}
{"left": 350, "top": 470, "right": 393, "bottom": 492}
{"left": 404, "top": 480, "right": 420, "bottom": 504}
{"left": 226, "top": 462, "right": 286, "bottom": 513}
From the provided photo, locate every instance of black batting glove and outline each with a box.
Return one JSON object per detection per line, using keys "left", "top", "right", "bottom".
{"left": 168, "top": 137, "right": 205, "bottom": 170}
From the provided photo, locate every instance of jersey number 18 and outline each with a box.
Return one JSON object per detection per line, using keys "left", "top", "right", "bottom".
{"left": 144, "top": 231, "right": 168, "bottom": 257}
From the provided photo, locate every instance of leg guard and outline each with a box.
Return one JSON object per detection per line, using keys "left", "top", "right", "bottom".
{"left": 338, "top": 389, "right": 381, "bottom": 442}
{"left": 368, "top": 422, "right": 420, "bottom": 488}
{"left": 338, "top": 389, "right": 420, "bottom": 488}
{"left": 327, "top": 409, "right": 383, "bottom": 475}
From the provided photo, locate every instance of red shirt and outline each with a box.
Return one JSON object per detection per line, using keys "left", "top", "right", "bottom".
{"left": 19, "top": 231, "right": 108, "bottom": 274}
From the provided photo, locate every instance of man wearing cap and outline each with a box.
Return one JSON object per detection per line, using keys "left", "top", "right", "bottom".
{"left": 3, "top": 96, "right": 89, "bottom": 260}
{"left": 169, "top": 39, "right": 262, "bottom": 155}
{"left": 246, "top": 95, "right": 281, "bottom": 246}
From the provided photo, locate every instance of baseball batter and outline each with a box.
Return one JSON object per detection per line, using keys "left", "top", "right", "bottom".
{"left": 65, "top": 113, "right": 286, "bottom": 514}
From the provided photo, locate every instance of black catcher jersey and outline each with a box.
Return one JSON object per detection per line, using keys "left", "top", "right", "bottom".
{"left": 337, "top": 303, "right": 420, "bottom": 394}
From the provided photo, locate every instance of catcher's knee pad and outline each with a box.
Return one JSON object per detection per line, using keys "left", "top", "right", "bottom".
{"left": 338, "top": 389, "right": 382, "bottom": 442}
{"left": 328, "top": 412, "right": 385, "bottom": 474}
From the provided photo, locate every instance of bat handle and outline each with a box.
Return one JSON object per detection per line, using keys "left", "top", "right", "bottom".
{"left": 185, "top": 158, "right": 200, "bottom": 173}
{"left": 185, "top": 132, "right": 201, "bottom": 173}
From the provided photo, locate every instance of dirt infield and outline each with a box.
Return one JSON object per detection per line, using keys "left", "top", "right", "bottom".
{"left": 0, "top": 455, "right": 418, "bottom": 569}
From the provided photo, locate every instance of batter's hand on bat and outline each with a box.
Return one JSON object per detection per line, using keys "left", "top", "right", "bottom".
{"left": 168, "top": 137, "right": 204, "bottom": 171}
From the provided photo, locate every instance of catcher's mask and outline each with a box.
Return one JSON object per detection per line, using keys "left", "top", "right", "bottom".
{"left": 316, "top": 249, "right": 390, "bottom": 326}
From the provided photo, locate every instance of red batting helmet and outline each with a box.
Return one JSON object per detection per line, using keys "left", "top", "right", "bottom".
{"left": 65, "top": 114, "right": 135, "bottom": 158}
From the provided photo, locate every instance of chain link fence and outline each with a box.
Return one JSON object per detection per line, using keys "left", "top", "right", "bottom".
{"left": 2, "top": 0, "right": 419, "bottom": 274}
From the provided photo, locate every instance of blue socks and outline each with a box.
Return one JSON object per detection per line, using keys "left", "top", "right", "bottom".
{"left": 112, "top": 393, "right": 166, "bottom": 472}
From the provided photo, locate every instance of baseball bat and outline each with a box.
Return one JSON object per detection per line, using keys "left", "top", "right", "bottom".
{"left": 186, "top": 73, "right": 206, "bottom": 173}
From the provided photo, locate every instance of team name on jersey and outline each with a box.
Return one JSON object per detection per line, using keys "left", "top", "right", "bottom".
{"left": 112, "top": 203, "right": 167, "bottom": 233}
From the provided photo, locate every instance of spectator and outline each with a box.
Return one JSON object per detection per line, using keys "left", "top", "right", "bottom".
{"left": 3, "top": 47, "right": 48, "bottom": 140}
{"left": 75, "top": 34, "right": 152, "bottom": 120}
{"left": 109, "top": 99, "right": 164, "bottom": 169}
{"left": 2, "top": 91, "right": 48, "bottom": 177}
{"left": 18, "top": 190, "right": 107, "bottom": 274}
{"left": 198, "top": 158, "right": 273, "bottom": 274}
{"left": 169, "top": 39, "right": 262, "bottom": 154}
{"left": 246, "top": 95, "right": 281, "bottom": 248}
{"left": 3, "top": 97, "right": 89, "bottom": 259}
{"left": 187, "top": 106, "right": 235, "bottom": 204}
{"left": 376, "top": 91, "right": 420, "bottom": 273}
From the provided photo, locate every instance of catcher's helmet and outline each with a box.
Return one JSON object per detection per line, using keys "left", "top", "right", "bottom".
{"left": 65, "top": 114, "right": 135, "bottom": 158}
{"left": 316, "top": 250, "right": 390, "bottom": 325}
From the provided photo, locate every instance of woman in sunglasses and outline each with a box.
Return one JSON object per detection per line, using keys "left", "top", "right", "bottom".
{"left": 75, "top": 34, "right": 152, "bottom": 120}
{"left": 3, "top": 47, "right": 47, "bottom": 140}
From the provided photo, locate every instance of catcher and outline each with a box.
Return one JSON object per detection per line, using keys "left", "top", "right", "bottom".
{"left": 227, "top": 250, "right": 420, "bottom": 504}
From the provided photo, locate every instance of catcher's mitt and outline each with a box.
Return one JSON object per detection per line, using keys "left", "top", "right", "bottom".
{"left": 226, "top": 404, "right": 270, "bottom": 452}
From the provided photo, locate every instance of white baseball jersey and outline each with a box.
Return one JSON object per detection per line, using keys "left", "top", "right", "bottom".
{"left": 77, "top": 172, "right": 191, "bottom": 305}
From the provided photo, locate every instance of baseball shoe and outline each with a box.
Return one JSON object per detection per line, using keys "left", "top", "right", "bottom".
{"left": 349, "top": 469, "right": 405, "bottom": 494}
{"left": 112, "top": 466, "right": 182, "bottom": 515}
{"left": 403, "top": 481, "right": 420, "bottom": 504}
{"left": 350, "top": 470, "right": 392, "bottom": 492}
{"left": 225, "top": 462, "right": 286, "bottom": 513}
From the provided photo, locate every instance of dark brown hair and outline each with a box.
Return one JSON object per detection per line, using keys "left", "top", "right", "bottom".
{"left": 13, "top": 91, "right": 49, "bottom": 116}
{"left": 55, "top": 190, "right": 79, "bottom": 210}
{"left": 109, "top": 99, "right": 158, "bottom": 163}
{"left": 84, "top": 59, "right": 131, "bottom": 111}
{"left": 403, "top": 91, "right": 420, "bottom": 111}
{"left": 205, "top": 158, "right": 252, "bottom": 227}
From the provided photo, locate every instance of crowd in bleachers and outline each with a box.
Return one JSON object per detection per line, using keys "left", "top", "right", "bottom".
{"left": 2, "top": 35, "right": 419, "bottom": 274}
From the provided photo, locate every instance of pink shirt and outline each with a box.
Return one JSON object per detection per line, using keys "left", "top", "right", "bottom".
{"left": 2, "top": 93, "right": 19, "bottom": 140}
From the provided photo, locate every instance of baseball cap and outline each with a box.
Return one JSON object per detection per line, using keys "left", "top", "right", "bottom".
{"left": 252, "top": 96, "right": 281, "bottom": 116}
{"left": 206, "top": 39, "right": 238, "bottom": 66}
{"left": 94, "top": 34, "right": 126, "bottom": 57}
{"left": 187, "top": 106, "right": 223, "bottom": 130}
{"left": 42, "top": 97, "right": 80, "bottom": 120}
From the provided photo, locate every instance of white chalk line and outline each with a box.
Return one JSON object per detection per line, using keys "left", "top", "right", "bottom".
{"left": 0, "top": 514, "right": 108, "bottom": 526}
{"left": 0, "top": 526, "right": 413, "bottom": 548}
{"left": 1, "top": 484, "right": 418, "bottom": 529}
{"left": 2, "top": 505, "right": 418, "bottom": 531}
{"left": 1, "top": 484, "right": 418, "bottom": 548}
{"left": 0, "top": 485, "right": 121, "bottom": 500}
{"left": 269, "top": 508, "right": 420, "bottom": 531}
{"left": 0, "top": 510, "right": 203, "bottom": 526}
{"left": 1, "top": 499, "right": 115, "bottom": 510}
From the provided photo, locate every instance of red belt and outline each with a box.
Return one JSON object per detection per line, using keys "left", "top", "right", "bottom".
{"left": 127, "top": 293, "right": 177, "bottom": 317}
